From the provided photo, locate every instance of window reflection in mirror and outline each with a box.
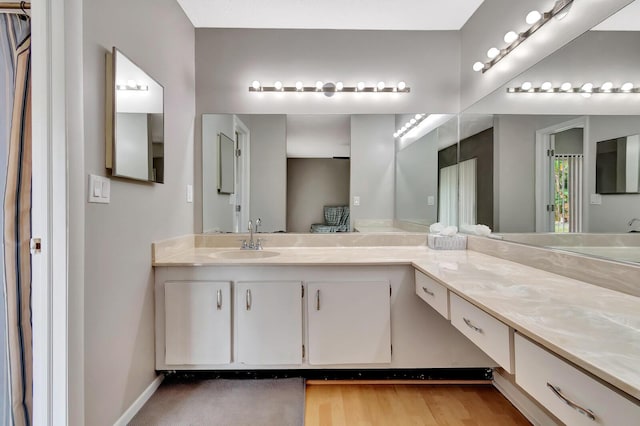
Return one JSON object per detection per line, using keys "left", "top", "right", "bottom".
{"left": 107, "top": 47, "right": 164, "bottom": 183}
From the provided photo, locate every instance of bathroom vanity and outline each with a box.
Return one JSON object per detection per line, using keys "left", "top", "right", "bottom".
{"left": 153, "top": 233, "right": 640, "bottom": 425}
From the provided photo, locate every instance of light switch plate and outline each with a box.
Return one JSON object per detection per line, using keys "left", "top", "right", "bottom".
{"left": 427, "top": 196, "right": 435, "bottom": 206}
{"left": 353, "top": 195, "right": 360, "bottom": 206}
{"left": 186, "top": 184, "right": 193, "bottom": 203}
{"left": 590, "top": 193, "right": 602, "bottom": 205}
{"left": 88, "top": 174, "right": 110, "bottom": 204}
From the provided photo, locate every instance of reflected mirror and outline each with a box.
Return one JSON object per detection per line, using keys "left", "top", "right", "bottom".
{"left": 106, "top": 47, "right": 164, "bottom": 183}
{"left": 461, "top": 1, "right": 640, "bottom": 264}
{"left": 218, "top": 132, "right": 235, "bottom": 194}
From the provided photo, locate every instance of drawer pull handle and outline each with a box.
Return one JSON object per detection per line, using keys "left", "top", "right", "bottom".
{"left": 422, "top": 287, "right": 435, "bottom": 297}
{"left": 216, "top": 289, "right": 222, "bottom": 310}
{"left": 316, "top": 289, "right": 321, "bottom": 311}
{"left": 546, "top": 383, "right": 596, "bottom": 421}
{"left": 463, "top": 317, "right": 483, "bottom": 333}
{"left": 246, "top": 289, "right": 252, "bottom": 311}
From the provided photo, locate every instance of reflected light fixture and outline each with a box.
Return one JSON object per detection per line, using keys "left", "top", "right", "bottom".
{"left": 249, "top": 80, "right": 410, "bottom": 97}
{"left": 116, "top": 79, "right": 149, "bottom": 91}
{"left": 473, "top": 0, "right": 574, "bottom": 74}
{"left": 394, "top": 113, "right": 427, "bottom": 139}
{"left": 507, "top": 81, "right": 640, "bottom": 95}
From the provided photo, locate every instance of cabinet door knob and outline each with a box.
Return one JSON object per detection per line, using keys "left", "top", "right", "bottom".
{"left": 216, "top": 289, "right": 222, "bottom": 310}
{"left": 246, "top": 289, "right": 252, "bottom": 311}
{"left": 316, "top": 289, "right": 320, "bottom": 311}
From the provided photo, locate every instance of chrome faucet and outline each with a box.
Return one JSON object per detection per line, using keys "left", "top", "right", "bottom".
{"left": 241, "top": 218, "right": 263, "bottom": 250}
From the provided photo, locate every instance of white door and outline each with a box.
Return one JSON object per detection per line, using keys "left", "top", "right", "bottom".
{"left": 235, "top": 281, "right": 303, "bottom": 365}
{"left": 307, "top": 281, "right": 391, "bottom": 365}
{"left": 164, "top": 281, "right": 231, "bottom": 365}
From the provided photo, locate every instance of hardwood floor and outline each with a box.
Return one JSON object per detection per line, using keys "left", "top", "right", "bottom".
{"left": 305, "top": 384, "right": 531, "bottom": 426}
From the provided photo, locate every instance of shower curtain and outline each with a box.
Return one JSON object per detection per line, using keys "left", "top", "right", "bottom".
{"left": 0, "top": 13, "right": 32, "bottom": 426}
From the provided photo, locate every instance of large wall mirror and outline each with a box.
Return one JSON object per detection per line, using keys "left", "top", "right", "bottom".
{"left": 106, "top": 47, "right": 164, "bottom": 183}
{"left": 201, "top": 113, "right": 458, "bottom": 234}
{"left": 459, "top": 0, "right": 640, "bottom": 265}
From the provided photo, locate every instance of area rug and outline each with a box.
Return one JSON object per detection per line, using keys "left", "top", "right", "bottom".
{"left": 129, "top": 378, "right": 305, "bottom": 426}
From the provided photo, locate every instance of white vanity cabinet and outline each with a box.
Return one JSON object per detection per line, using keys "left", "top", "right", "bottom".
{"left": 235, "top": 281, "right": 303, "bottom": 365}
{"left": 164, "top": 281, "right": 231, "bottom": 365}
{"left": 306, "top": 281, "right": 391, "bottom": 365}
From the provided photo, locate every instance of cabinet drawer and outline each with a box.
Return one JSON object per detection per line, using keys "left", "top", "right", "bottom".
{"left": 450, "top": 293, "right": 513, "bottom": 373}
{"left": 515, "top": 333, "right": 640, "bottom": 426}
{"left": 415, "top": 270, "right": 449, "bottom": 319}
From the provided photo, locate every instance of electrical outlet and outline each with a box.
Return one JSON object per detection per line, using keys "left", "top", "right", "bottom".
{"left": 353, "top": 196, "right": 360, "bottom": 206}
{"left": 427, "top": 196, "right": 435, "bottom": 206}
{"left": 187, "top": 184, "right": 193, "bottom": 203}
{"left": 590, "top": 194, "right": 602, "bottom": 205}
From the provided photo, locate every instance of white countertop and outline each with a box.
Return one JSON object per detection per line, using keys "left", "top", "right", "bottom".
{"left": 153, "top": 243, "right": 640, "bottom": 401}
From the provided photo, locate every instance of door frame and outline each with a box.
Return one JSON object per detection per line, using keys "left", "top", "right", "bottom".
{"left": 534, "top": 116, "right": 589, "bottom": 232}
{"left": 233, "top": 115, "right": 250, "bottom": 233}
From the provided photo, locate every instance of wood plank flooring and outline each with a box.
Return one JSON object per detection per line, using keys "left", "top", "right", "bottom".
{"left": 305, "top": 384, "right": 531, "bottom": 426}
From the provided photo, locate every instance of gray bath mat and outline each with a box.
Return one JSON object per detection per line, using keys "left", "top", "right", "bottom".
{"left": 129, "top": 378, "right": 305, "bottom": 426}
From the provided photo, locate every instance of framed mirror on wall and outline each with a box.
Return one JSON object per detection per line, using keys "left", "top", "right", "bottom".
{"left": 105, "top": 47, "right": 165, "bottom": 183}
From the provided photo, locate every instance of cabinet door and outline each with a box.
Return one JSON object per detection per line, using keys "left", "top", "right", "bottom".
{"left": 307, "top": 281, "right": 391, "bottom": 365}
{"left": 164, "top": 281, "right": 231, "bottom": 365}
{"left": 235, "top": 281, "right": 303, "bottom": 365}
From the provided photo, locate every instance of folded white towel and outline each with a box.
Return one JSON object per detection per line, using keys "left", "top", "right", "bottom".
{"left": 440, "top": 226, "right": 458, "bottom": 236}
{"left": 460, "top": 224, "right": 492, "bottom": 236}
{"left": 429, "top": 222, "right": 445, "bottom": 233}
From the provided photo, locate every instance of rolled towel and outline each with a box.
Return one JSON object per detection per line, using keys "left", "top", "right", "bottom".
{"left": 429, "top": 222, "right": 445, "bottom": 234}
{"left": 440, "top": 226, "right": 458, "bottom": 236}
{"left": 475, "top": 224, "right": 492, "bottom": 236}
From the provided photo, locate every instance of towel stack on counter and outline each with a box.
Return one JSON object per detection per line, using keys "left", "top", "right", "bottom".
{"left": 427, "top": 223, "right": 493, "bottom": 250}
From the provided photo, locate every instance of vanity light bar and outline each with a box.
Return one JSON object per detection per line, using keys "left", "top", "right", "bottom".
{"left": 393, "top": 113, "right": 427, "bottom": 139}
{"left": 473, "top": 0, "right": 574, "bottom": 74}
{"left": 507, "top": 82, "right": 639, "bottom": 95}
{"left": 248, "top": 80, "right": 410, "bottom": 93}
{"left": 116, "top": 80, "right": 149, "bottom": 91}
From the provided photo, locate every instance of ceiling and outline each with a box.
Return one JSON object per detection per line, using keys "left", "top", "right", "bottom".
{"left": 592, "top": 0, "right": 640, "bottom": 31}
{"left": 177, "top": 0, "right": 484, "bottom": 30}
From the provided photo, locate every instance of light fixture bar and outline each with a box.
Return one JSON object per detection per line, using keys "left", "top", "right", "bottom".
{"left": 116, "top": 84, "right": 148, "bottom": 91}
{"left": 507, "top": 84, "right": 639, "bottom": 94}
{"left": 475, "top": 0, "right": 574, "bottom": 74}
{"left": 248, "top": 82, "right": 410, "bottom": 93}
{"left": 393, "top": 113, "right": 426, "bottom": 139}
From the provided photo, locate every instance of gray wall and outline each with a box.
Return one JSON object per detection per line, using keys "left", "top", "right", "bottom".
{"left": 493, "top": 115, "right": 576, "bottom": 232}
{"left": 589, "top": 116, "right": 640, "bottom": 232}
{"left": 202, "top": 114, "right": 235, "bottom": 232}
{"left": 555, "top": 128, "right": 584, "bottom": 154}
{"left": 238, "top": 115, "right": 287, "bottom": 232}
{"left": 287, "top": 158, "right": 350, "bottom": 232}
{"left": 350, "top": 115, "right": 396, "bottom": 224}
{"left": 395, "top": 130, "right": 438, "bottom": 225}
{"left": 82, "top": 1, "right": 195, "bottom": 424}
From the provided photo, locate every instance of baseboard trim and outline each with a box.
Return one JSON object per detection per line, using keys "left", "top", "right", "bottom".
{"left": 306, "top": 379, "right": 492, "bottom": 385}
{"left": 493, "top": 371, "right": 560, "bottom": 426}
{"left": 114, "top": 374, "right": 164, "bottom": 426}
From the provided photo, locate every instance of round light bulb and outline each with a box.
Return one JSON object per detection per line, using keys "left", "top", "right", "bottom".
{"left": 397, "top": 81, "right": 406, "bottom": 91}
{"left": 541, "top": 81, "right": 553, "bottom": 91}
{"left": 581, "top": 83, "right": 593, "bottom": 92}
{"left": 295, "top": 81, "right": 303, "bottom": 91}
{"left": 127, "top": 79, "right": 137, "bottom": 89}
{"left": 621, "top": 82, "right": 634, "bottom": 92}
{"left": 415, "top": 113, "right": 423, "bottom": 120}
{"left": 410, "top": 118, "right": 417, "bottom": 125}
{"left": 393, "top": 132, "right": 399, "bottom": 138}
{"left": 315, "top": 81, "right": 323, "bottom": 90}
{"left": 526, "top": 10, "right": 542, "bottom": 25}
{"left": 357, "top": 81, "right": 365, "bottom": 91}
{"left": 560, "top": 82, "right": 572, "bottom": 92}
{"left": 600, "top": 82, "right": 613, "bottom": 92}
{"left": 251, "top": 80, "right": 261, "bottom": 90}
{"left": 472, "top": 61, "right": 484, "bottom": 72}
{"left": 504, "top": 31, "right": 518, "bottom": 44}
{"left": 487, "top": 47, "right": 500, "bottom": 59}
{"left": 336, "top": 81, "right": 344, "bottom": 91}
{"left": 274, "top": 81, "right": 283, "bottom": 90}
{"left": 377, "top": 81, "right": 385, "bottom": 91}
{"left": 521, "top": 81, "right": 532, "bottom": 91}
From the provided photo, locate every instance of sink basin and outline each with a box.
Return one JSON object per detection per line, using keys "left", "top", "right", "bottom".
{"left": 210, "top": 250, "right": 280, "bottom": 259}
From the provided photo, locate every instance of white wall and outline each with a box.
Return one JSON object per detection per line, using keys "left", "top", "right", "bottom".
{"left": 350, "top": 115, "right": 396, "bottom": 224}
{"left": 238, "top": 115, "right": 287, "bottom": 232}
{"left": 195, "top": 29, "right": 461, "bottom": 115}
{"left": 493, "top": 115, "right": 577, "bottom": 232}
{"left": 82, "top": 1, "right": 195, "bottom": 424}
{"left": 202, "top": 114, "right": 235, "bottom": 232}
{"left": 115, "top": 113, "right": 150, "bottom": 181}
{"left": 395, "top": 130, "right": 438, "bottom": 225}
{"left": 286, "top": 115, "right": 350, "bottom": 158}
{"left": 589, "top": 116, "right": 640, "bottom": 231}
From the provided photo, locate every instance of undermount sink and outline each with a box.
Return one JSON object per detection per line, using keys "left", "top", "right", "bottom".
{"left": 210, "top": 250, "right": 280, "bottom": 259}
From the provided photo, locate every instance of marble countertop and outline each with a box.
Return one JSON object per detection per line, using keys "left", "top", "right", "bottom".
{"left": 153, "top": 242, "right": 640, "bottom": 401}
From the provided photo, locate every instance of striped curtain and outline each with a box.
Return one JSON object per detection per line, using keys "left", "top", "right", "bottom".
{"left": 438, "top": 164, "right": 458, "bottom": 227}
{"left": 458, "top": 158, "right": 477, "bottom": 228}
{"left": 554, "top": 154, "right": 583, "bottom": 233}
{"left": 1, "top": 13, "right": 32, "bottom": 426}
